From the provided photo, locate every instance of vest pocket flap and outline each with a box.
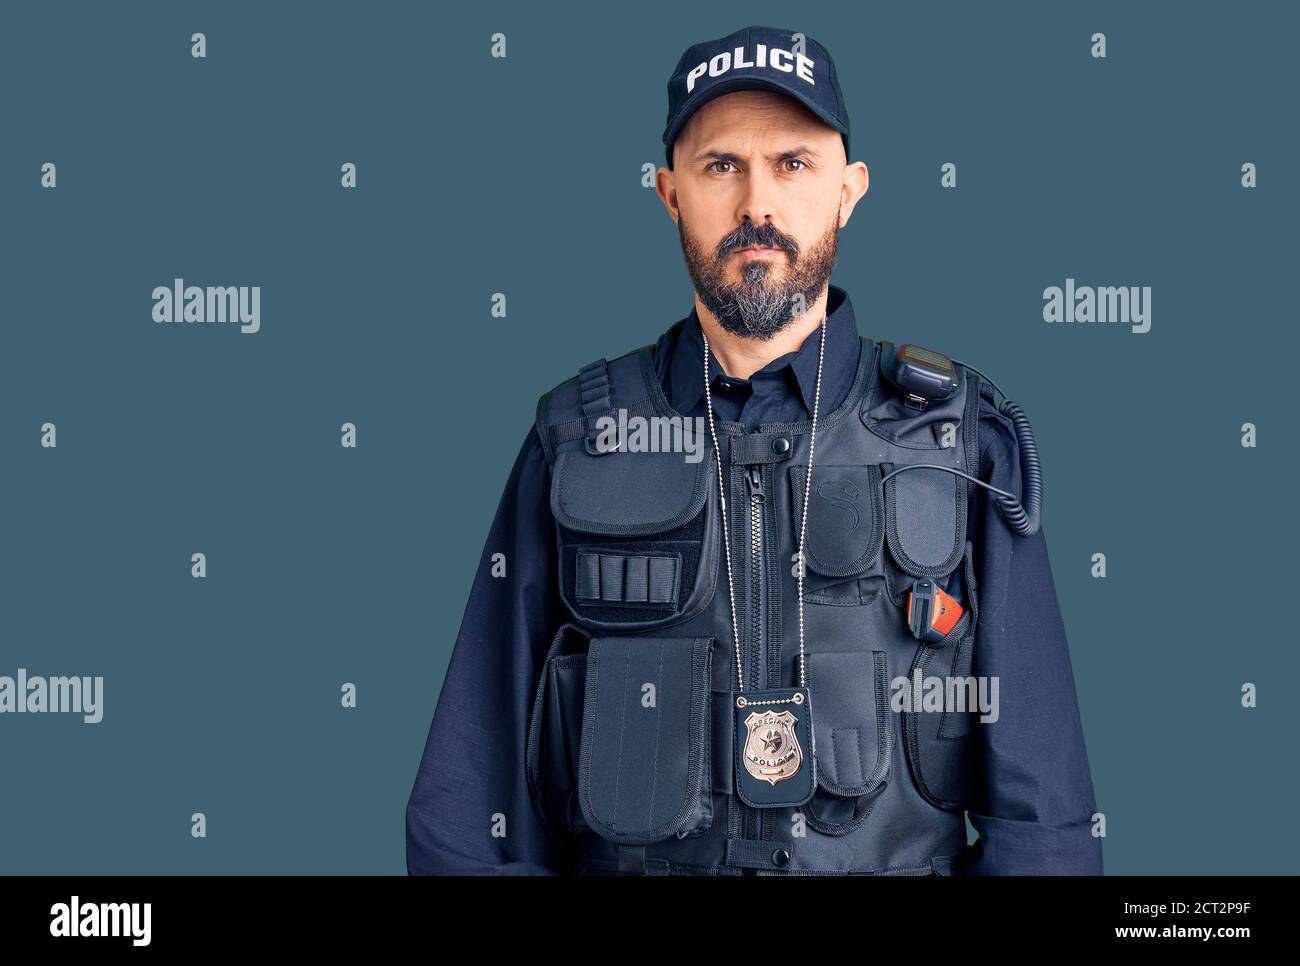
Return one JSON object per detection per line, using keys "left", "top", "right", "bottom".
{"left": 806, "top": 650, "right": 892, "bottom": 797}
{"left": 789, "top": 464, "right": 884, "bottom": 577}
{"left": 883, "top": 465, "right": 967, "bottom": 577}
{"left": 578, "top": 635, "right": 713, "bottom": 844}
{"left": 552, "top": 448, "right": 710, "bottom": 535}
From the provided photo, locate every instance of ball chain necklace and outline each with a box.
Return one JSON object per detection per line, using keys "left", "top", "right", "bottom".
{"left": 701, "top": 310, "right": 827, "bottom": 809}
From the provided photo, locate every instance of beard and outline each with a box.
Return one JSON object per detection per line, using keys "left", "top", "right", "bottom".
{"left": 677, "top": 209, "right": 839, "bottom": 340}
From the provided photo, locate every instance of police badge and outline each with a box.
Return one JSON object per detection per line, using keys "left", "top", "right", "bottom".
{"left": 733, "top": 687, "right": 816, "bottom": 808}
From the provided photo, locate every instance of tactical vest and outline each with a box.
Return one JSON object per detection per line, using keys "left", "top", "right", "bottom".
{"left": 527, "top": 336, "right": 984, "bottom": 875}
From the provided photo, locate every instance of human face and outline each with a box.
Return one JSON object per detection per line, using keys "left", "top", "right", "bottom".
{"left": 660, "top": 90, "right": 866, "bottom": 339}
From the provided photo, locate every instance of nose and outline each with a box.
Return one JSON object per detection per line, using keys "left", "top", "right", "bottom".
{"left": 735, "top": 172, "right": 781, "bottom": 239}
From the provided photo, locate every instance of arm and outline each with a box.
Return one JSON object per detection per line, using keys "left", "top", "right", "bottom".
{"left": 962, "top": 401, "right": 1104, "bottom": 875}
{"left": 405, "top": 425, "right": 566, "bottom": 874}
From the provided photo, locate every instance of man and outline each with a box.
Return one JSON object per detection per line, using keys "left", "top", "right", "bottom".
{"left": 406, "top": 24, "right": 1102, "bottom": 876}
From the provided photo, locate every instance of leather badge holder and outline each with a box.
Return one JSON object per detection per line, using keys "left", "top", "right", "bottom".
{"left": 733, "top": 687, "right": 816, "bottom": 808}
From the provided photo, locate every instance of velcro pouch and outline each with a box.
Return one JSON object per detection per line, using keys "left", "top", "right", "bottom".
{"left": 790, "top": 463, "right": 886, "bottom": 604}
{"left": 881, "top": 460, "right": 967, "bottom": 585}
{"left": 552, "top": 444, "right": 719, "bottom": 630}
{"left": 803, "top": 649, "right": 893, "bottom": 835}
{"left": 577, "top": 635, "right": 714, "bottom": 844}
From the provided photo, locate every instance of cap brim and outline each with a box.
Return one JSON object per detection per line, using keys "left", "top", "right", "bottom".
{"left": 663, "top": 74, "right": 847, "bottom": 154}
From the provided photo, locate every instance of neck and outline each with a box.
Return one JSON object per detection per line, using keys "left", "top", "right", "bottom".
{"left": 697, "top": 287, "right": 830, "bottom": 380}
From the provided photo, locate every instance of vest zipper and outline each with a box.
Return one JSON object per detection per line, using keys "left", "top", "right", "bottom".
{"left": 745, "top": 465, "right": 767, "bottom": 847}
{"left": 746, "top": 466, "right": 766, "bottom": 690}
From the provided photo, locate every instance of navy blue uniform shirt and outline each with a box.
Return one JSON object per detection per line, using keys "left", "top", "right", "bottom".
{"left": 405, "top": 284, "right": 1103, "bottom": 875}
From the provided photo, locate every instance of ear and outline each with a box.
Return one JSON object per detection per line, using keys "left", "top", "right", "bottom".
{"left": 655, "top": 165, "right": 681, "bottom": 224}
{"left": 838, "top": 161, "right": 869, "bottom": 227}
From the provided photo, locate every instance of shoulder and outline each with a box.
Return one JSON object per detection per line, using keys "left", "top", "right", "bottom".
{"left": 961, "top": 361, "right": 1023, "bottom": 487}
{"left": 976, "top": 393, "right": 1015, "bottom": 459}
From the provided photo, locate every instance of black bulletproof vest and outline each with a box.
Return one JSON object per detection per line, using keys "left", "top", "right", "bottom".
{"left": 527, "top": 336, "right": 984, "bottom": 875}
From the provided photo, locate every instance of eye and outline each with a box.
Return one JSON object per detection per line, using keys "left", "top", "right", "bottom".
{"left": 707, "top": 160, "right": 736, "bottom": 174}
{"left": 783, "top": 159, "right": 808, "bottom": 172}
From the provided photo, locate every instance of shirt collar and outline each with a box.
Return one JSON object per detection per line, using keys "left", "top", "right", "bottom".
{"left": 666, "top": 283, "right": 860, "bottom": 418}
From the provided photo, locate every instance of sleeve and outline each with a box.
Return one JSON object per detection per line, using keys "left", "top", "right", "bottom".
{"left": 405, "top": 424, "right": 567, "bottom": 875}
{"left": 960, "top": 399, "right": 1104, "bottom": 875}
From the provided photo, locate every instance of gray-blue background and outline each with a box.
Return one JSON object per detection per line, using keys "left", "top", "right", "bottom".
{"left": 1, "top": 1, "right": 1294, "bottom": 874}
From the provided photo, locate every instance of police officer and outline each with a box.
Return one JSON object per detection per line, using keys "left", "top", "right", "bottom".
{"left": 406, "top": 24, "right": 1102, "bottom": 876}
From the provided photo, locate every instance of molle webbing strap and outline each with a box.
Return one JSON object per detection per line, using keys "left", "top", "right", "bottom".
{"left": 725, "top": 837, "right": 794, "bottom": 870}
{"left": 549, "top": 398, "right": 661, "bottom": 448}
{"left": 729, "top": 434, "right": 794, "bottom": 466}
{"left": 578, "top": 358, "right": 614, "bottom": 432}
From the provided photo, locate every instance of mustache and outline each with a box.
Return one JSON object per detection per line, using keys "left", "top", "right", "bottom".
{"left": 715, "top": 224, "right": 800, "bottom": 259}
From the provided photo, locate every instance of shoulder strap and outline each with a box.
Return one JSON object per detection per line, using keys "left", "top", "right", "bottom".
{"left": 535, "top": 345, "right": 659, "bottom": 466}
